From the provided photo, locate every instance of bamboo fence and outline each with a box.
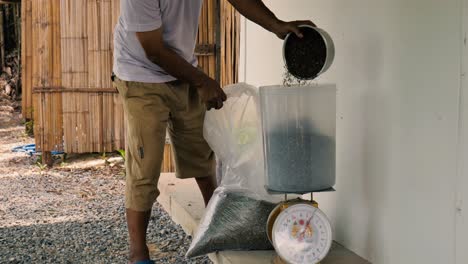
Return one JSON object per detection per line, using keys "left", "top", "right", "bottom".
{"left": 22, "top": 0, "right": 240, "bottom": 171}
{"left": 31, "top": 0, "right": 63, "bottom": 161}
{"left": 220, "top": 0, "right": 240, "bottom": 86}
{"left": 21, "top": 0, "right": 33, "bottom": 118}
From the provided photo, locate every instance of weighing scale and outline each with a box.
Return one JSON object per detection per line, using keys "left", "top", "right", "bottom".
{"left": 263, "top": 26, "right": 336, "bottom": 264}
{"left": 266, "top": 194, "right": 333, "bottom": 264}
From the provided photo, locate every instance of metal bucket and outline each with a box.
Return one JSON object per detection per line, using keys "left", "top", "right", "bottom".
{"left": 283, "top": 26, "right": 335, "bottom": 80}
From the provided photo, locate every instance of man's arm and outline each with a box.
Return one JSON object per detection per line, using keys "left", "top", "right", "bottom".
{"left": 227, "top": 0, "right": 315, "bottom": 39}
{"left": 136, "top": 28, "right": 226, "bottom": 110}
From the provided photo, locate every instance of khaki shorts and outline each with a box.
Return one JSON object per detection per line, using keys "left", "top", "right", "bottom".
{"left": 113, "top": 77, "right": 215, "bottom": 212}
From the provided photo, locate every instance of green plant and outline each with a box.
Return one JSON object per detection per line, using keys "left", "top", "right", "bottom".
{"left": 35, "top": 155, "right": 48, "bottom": 170}
{"left": 36, "top": 161, "right": 47, "bottom": 171}
{"left": 25, "top": 119, "right": 34, "bottom": 137}
{"left": 117, "top": 149, "right": 126, "bottom": 161}
{"left": 119, "top": 170, "right": 126, "bottom": 179}
{"left": 101, "top": 152, "right": 111, "bottom": 166}
{"left": 22, "top": 108, "right": 35, "bottom": 137}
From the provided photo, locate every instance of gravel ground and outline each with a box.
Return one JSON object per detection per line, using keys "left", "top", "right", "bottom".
{"left": 0, "top": 99, "right": 212, "bottom": 263}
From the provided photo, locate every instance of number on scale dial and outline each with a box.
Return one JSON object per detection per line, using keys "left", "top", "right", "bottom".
{"left": 272, "top": 204, "right": 332, "bottom": 264}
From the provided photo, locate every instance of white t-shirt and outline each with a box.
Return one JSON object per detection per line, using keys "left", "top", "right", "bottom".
{"left": 113, "top": 0, "right": 203, "bottom": 83}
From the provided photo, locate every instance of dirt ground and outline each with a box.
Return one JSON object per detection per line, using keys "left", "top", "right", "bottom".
{"left": 0, "top": 95, "right": 210, "bottom": 263}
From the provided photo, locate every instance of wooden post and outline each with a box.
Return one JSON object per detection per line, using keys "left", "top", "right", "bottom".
{"left": 43, "top": 151, "right": 53, "bottom": 167}
{"left": 13, "top": 4, "right": 18, "bottom": 42}
{"left": 0, "top": 5, "right": 4, "bottom": 70}
{"left": 16, "top": 2, "right": 20, "bottom": 90}
{"left": 21, "top": 0, "right": 33, "bottom": 119}
{"left": 215, "top": 0, "right": 221, "bottom": 83}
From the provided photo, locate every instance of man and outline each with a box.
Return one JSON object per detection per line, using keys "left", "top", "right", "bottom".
{"left": 112, "top": 1, "right": 314, "bottom": 263}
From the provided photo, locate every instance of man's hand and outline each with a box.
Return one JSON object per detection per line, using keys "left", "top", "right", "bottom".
{"left": 272, "top": 20, "right": 316, "bottom": 39}
{"left": 194, "top": 77, "right": 227, "bottom": 110}
{"left": 227, "top": 0, "right": 316, "bottom": 40}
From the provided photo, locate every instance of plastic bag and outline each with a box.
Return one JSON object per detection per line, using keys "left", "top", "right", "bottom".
{"left": 186, "top": 188, "right": 277, "bottom": 257}
{"left": 203, "top": 83, "right": 268, "bottom": 194}
{"left": 186, "top": 83, "right": 281, "bottom": 258}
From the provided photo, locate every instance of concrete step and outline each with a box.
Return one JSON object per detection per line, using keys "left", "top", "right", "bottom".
{"left": 157, "top": 173, "right": 370, "bottom": 264}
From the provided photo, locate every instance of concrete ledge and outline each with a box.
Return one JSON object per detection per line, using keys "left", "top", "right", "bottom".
{"left": 157, "top": 173, "right": 370, "bottom": 264}
{"left": 157, "top": 173, "right": 205, "bottom": 237}
{"left": 209, "top": 251, "right": 276, "bottom": 264}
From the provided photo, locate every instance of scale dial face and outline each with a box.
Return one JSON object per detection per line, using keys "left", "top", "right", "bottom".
{"left": 272, "top": 204, "right": 332, "bottom": 264}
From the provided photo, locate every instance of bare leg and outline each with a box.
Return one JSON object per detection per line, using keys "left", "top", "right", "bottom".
{"left": 126, "top": 209, "right": 151, "bottom": 263}
{"left": 195, "top": 175, "right": 217, "bottom": 206}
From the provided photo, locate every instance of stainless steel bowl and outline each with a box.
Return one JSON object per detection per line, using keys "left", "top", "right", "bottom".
{"left": 283, "top": 25, "right": 335, "bottom": 80}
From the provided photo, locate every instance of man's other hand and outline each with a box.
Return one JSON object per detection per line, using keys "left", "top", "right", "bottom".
{"left": 194, "top": 77, "right": 227, "bottom": 110}
{"left": 272, "top": 20, "right": 316, "bottom": 39}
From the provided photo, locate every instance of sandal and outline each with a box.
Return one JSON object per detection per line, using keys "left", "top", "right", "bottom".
{"left": 131, "top": 260, "right": 155, "bottom": 264}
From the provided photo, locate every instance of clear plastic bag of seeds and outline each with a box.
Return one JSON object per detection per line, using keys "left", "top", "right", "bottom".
{"left": 186, "top": 83, "right": 281, "bottom": 258}
{"left": 203, "top": 83, "right": 267, "bottom": 195}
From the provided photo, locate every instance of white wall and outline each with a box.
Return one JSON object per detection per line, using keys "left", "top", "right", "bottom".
{"left": 239, "top": 1, "right": 465, "bottom": 263}
{"left": 457, "top": 1, "right": 468, "bottom": 263}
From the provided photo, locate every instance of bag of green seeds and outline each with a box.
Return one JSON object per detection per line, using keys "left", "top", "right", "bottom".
{"left": 186, "top": 83, "right": 282, "bottom": 258}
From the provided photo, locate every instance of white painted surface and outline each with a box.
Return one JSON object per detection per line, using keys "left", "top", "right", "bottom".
{"left": 457, "top": 1, "right": 468, "bottom": 263}
{"left": 239, "top": 1, "right": 463, "bottom": 263}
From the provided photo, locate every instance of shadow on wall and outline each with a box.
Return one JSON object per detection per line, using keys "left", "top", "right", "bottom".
{"left": 331, "top": 29, "right": 390, "bottom": 262}
{"left": 361, "top": 33, "right": 391, "bottom": 262}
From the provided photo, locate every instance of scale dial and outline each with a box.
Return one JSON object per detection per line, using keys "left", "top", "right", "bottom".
{"left": 272, "top": 204, "right": 332, "bottom": 264}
